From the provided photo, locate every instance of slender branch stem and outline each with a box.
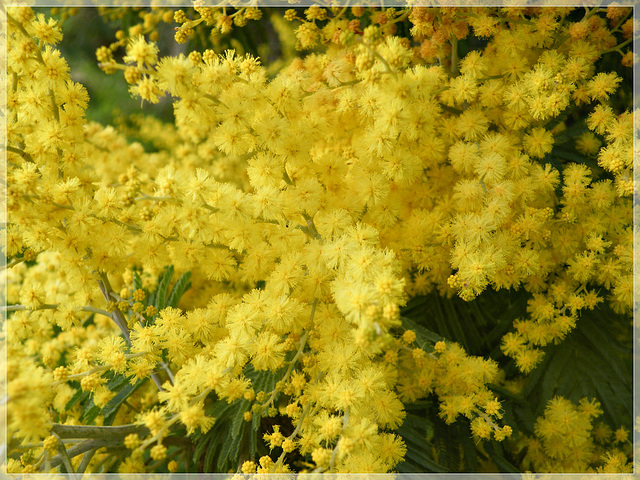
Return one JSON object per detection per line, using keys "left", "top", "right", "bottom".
{"left": 98, "top": 273, "right": 166, "bottom": 392}
{"left": 51, "top": 423, "right": 150, "bottom": 440}
{"left": 39, "top": 438, "right": 123, "bottom": 472}
{"left": 43, "top": 451, "right": 51, "bottom": 473}
{"left": 609, "top": 10, "right": 633, "bottom": 34}
{"left": 282, "top": 168, "right": 295, "bottom": 186}
{"left": 52, "top": 433, "right": 77, "bottom": 478}
{"left": 79, "top": 306, "right": 113, "bottom": 317}
{"left": 600, "top": 36, "right": 633, "bottom": 56}
{"left": 139, "top": 414, "right": 181, "bottom": 450}
{"left": 360, "top": 39, "right": 396, "bottom": 77}
{"left": 6, "top": 145, "right": 34, "bottom": 163}
{"left": 328, "top": 407, "right": 350, "bottom": 471}
{"left": 388, "top": 8, "right": 410, "bottom": 25}
{"left": 451, "top": 34, "right": 459, "bottom": 77}
{"left": 76, "top": 448, "right": 96, "bottom": 474}
{"left": 2, "top": 303, "right": 58, "bottom": 312}
{"left": 96, "top": 62, "right": 155, "bottom": 75}
{"left": 134, "top": 195, "right": 180, "bottom": 203}
{"left": 98, "top": 273, "right": 130, "bottom": 341}
{"left": 2, "top": 303, "right": 114, "bottom": 321}
{"left": 203, "top": 93, "right": 225, "bottom": 107}
{"left": 3, "top": 257, "right": 25, "bottom": 270}
{"left": 261, "top": 299, "right": 317, "bottom": 410}
{"left": 275, "top": 400, "right": 312, "bottom": 467}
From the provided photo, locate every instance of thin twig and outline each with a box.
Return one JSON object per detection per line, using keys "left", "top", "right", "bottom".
{"left": 2, "top": 257, "right": 25, "bottom": 270}
{"left": 97, "top": 273, "right": 130, "bottom": 342}
{"left": 51, "top": 423, "right": 150, "bottom": 440}
{"left": 76, "top": 448, "right": 96, "bottom": 474}
{"left": 40, "top": 438, "right": 123, "bottom": 472}
{"left": 5, "top": 145, "right": 34, "bottom": 163}
{"left": 98, "top": 273, "right": 165, "bottom": 391}
{"left": 451, "top": 34, "right": 459, "bottom": 77}
{"left": 52, "top": 433, "right": 78, "bottom": 478}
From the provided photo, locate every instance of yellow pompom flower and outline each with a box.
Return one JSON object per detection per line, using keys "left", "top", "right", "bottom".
{"left": 523, "top": 127, "right": 554, "bottom": 158}
{"left": 124, "top": 35, "right": 158, "bottom": 67}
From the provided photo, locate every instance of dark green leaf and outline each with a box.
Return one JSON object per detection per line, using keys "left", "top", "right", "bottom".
{"left": 204, "top": 435, "right": 222, "bottom": 472}
{"left": 432, "top": 418, "right": 461, "bottom": 471}
{"left": 133, "top": 270, "right": 142, "bottom": 292}
{"left": 250, "top": 412, "right": 261, "bottom": 458}
{"left": 397, "top": 408, "right": 448, "bottom": 473}
{"left": 193, "top": 434, "right": 212, "bottom": 467}
{"left": 460, "top": 424, "right": 479, "bottom": 471}
{"left": 522, "top": 305, "right": 631, "bottom": 430}
{"left": 154, "top": 265, "right": 174, "bottom": 311}
{"left": 65, "top": 389, "right": 90, "bottom": 412}
{"left": 231, "top": 400, "right": 250, "bottom": 440}
{"left": 102, "top": 378, "right": 146, "bottom": 425}
{"left": 167, "top": 271, "right": 191, "bottom": 308}
{"left": 219, "top": 423, "right": 245, "bottom": 471}
{"left": 82, "top": 403, "right": 101, "bottom": 424}
{"left": 485, "top": 441, "right": 520, "bottom": 472}
{"left": 399, "top": 447, "right": 448, "bottom": 473}
{"left": 401, "top": 316, "right": 444, "bottom": 350}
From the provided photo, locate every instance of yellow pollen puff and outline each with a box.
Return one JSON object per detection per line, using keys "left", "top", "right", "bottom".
{"left": 150, "top": 444, "right": 167, "bottom": 460}
{"left": 402, "top": 330, "right": 416, "bottom": 344}
{"left": 242, "top": 461, "right": 257, "bottom": 473}
{"left": 434, "top": 341, "right": 447, "bottom": 353}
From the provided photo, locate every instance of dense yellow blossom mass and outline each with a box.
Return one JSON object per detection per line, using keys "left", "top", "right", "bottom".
{"left": 2, "top": 4, "right": 634, "bottom": 474}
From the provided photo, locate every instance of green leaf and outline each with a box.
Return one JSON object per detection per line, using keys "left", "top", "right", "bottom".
{"left": 210, "top": 399, "right": 238, "bottom": 419}
{"left": 576, "top": 314, "right": 630, "bottom": 383}
{"left": 250, "top": 413, "right": 260, "bottom": 458}
{"left": 72, "top": 374, "right": 132, "bottom": 425}
{"left": 431, "top": 417, "right": 462, "bottom": 471}
{"left": 439, "top": 298, "right": 473, "bottom": 352}
{"left": 204, "top": 435, "right": 222, "bottom": 472}
{"left": 399, "top": 447, "right": 448, "bottom": 473}
{"left": 133, "top": 270, "right": 143, "bottom": 292}
{"left": 397, "top": 408, "right": 448, "bottom": 473}
{"left": 102, "top": 378, "right": 146, "bottom": 425}
{"left": 154, "top": 265, "right": 174, "bottom": 311}
{"left": 459, "top": 423, "right": 479, "bottom": 471}
{"left": 485, "top": 440, "right": 520, "bottom": 472}
{"left": 522, "top": 305, "right": 632, "bottom": 429}
{"left": 65, "top": 389, "right": 90, "bottom": 411}
{"left": 147, "top": 293, "right": 155, "bottom": 311}
{"left": 430, "top": 296, "right": 454, "bottom": 344}
{"left": 244, "top": 364, "right": 280, "bottom": 457}
{"left": 218, "top": 422, "right": 245, "bottom": 471}
{"left": 82, "top": 403, "right": 101, "bottom": 424}
{"left": 193, "top": 434, "right": 212, "bottom": 469}
{"left": 538, "top": 343, "right": 573, "bottom": 415}
{"left": 482, "top": 293, "right": 529, "bottom": 354}
{"left": 167, "top": 271, "right": 191, "bottom": 308}
{"left": 401, "top": 289, "right": 527, "bottom": 357}
{"left": 552, "top": 147, "right": 588, "bottom": 163}
{"left": 195, "top": 397, "right": 249, "bottom": 471}
{"left": 552, "top": 121, "right": 588, "bottom": 145}
{"left": 401, "top": 315, "right": 444, "bottom": 350}
{"left": 231, "top": 400, "right": 250, "bottom": 440}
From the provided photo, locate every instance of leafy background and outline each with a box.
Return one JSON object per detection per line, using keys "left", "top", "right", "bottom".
{"left": 397, "top": 290, "right": 632, "bottom": 472}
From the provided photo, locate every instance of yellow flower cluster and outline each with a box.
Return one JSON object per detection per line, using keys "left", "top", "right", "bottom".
{"left": 523, "top": 397, "right": 632, "bottom": 472}
{"left": 4, "top": 5, "right": 633, "bottom": 474}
